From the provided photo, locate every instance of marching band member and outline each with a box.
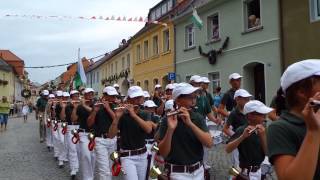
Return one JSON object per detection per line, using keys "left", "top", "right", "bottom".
{"left": 157, "top": 84, "right": 175, "bottom": 116}
{"left": 144, "top": 91, "right": 151, "bottom": 101}
{"left": 158, "top": 83, "right": 213, "bottom": 180}
{"left": 226, "top": 100, "right": 272, "bottom": 180}
{"left": 56, "top": 92, "right": 70, "bottom": 168}
{"left": 143, "top": 100, "right": 160, "bottom": 175}
{"left": 36, "top": 90, "right": 49, "bottom": 143}
{"left": 61, "top": 90, "right": 80, "bottom": 179}
{"left": 109, "top": 86, "right": 153, "bottom": 180}
{"left": 45, "top": 94, "right": 55, "bottom": 151}
{"left": 218, "top": 73, "right": 242, "bottom": 117}
{"left": 72, "top": 88, "right": 95, "bottom": 180}
{"left": 190, "top": 75, "right": 221, "bottom": 178}
{"left": 52, "top": 90, "right": 63, "bottom": 162}
{"left": 223, "top": 89, "right": 252, "bottom": 169}
{"left": 87, "top": 86, "right": 118, "bottom": 180}
{"left": 267, "top": 60, "right": 320, "bottom": 179}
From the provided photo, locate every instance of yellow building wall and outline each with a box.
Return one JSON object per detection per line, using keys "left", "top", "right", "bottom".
{"left": 0, "top": 70, "right": 15, "bottom": 102}
{"left": 98, "top": 45, "right": 133, "bottom": 96}
{"left": 132, "top": 22, "right": 174, "bottom": 94}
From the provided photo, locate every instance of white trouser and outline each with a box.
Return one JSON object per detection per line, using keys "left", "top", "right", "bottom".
{"left": 145, "top": 141, "right": 156, "bottom": 178}
{"left": 52, "top": 124, "right": 59, "bottom": 158}
{"left": 203, "top": 146, "right": 210, "bottom": 169}
{"left": 94, "top": 137, "right": 117, "bottom": 180}
{"left": 249, "top": 168, "right": 262, "bottom": 180}
{"left": 121, "top": 152, "right": 148, "bottom": 180}
{"left": 79, "top": 132, "right": 95, "bottom": 180}
{"left": 57, "top": 123, "right": 68, "bottom": 162}
{"left": 45, "top": 122, "right": 53, "bottom": 147}
{"left": 170, "top": 166, "right": 204, "bottom": 180}
{"left": 231, "top": 149, "right": 239, "bottom": 168}
{"left": 66, "top": 125, "right": 80, "bottom": 175}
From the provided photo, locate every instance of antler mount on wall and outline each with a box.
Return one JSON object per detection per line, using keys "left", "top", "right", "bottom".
{"left": 198, "top": 37, "right": 229, "bottom": 65}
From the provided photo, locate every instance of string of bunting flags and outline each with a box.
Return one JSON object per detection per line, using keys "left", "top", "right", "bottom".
{"left": 2, "top": 14, "right": 168, "bottom": 26}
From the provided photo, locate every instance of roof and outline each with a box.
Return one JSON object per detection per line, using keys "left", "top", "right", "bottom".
{"left": 0, "top": 50, "right": 24, "bottom": 62}
{"left": 172, "top": 0, "right": 214, "bottom": 23}
{"left": 0, "top": 50, "right": 25, "bottom": 76}
{"left": 86, "top": 40, "right": 131, "bottom": 72}
{"left": 0, "top": 58, "right": 12, "bottom": 72}
{"left": 132, "top": 0, "right": 192, "bottom": 40}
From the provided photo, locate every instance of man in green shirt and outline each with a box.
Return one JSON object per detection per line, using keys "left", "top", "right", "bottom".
{"left": 226, "top": 100, "right": 272, "bottom": 180}
{"left": 36, "top": 90, "right": 49, "bottom": 142}
{"left": 0, "top": 96, "right": 10, "bottom": 131}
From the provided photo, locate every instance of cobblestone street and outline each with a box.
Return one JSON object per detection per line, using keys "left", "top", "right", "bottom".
{"left": 0, "top": 114, "right": 69, "bottom": 180}
{"left": 0, "top": 114, "right": 275, "bottom": 180}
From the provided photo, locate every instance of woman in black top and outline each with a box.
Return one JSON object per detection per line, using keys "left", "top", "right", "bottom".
{"left": 267, "top": 59, "right": 320, "bottom": 180}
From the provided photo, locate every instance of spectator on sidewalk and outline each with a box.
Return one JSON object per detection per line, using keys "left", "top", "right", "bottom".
{"left": 0, "top": 96, "right": 10, "bottom": 131}
{"left": 9, "top": 102, "right": 14, "bottom": 116}
{"left": 22, "top": 102, "right": 29, "bottom": 123}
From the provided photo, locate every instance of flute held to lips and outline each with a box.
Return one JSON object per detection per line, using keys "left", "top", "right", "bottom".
{"left": 310, "top": 100, "right": 320, "bottom": 112}
{"left": 166, "top": 108, "right": 194, "bottom": 117}
{"left": 113, "top": 105, "right": 139, "bottom": 110}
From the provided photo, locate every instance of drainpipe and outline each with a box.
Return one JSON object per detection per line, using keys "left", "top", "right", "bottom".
{"left": 174, "top": 24, "right": 177, "bottom": 82}
{"left": 279, "top": 0, "right": 285, "bottom": 72}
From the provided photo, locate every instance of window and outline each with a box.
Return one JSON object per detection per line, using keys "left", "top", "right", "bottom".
{"left": 185, "top": 24, "right": 195, "bottom": 48}
{"left": 126, "top": 54, "right": 130, "bottom": 68}
{"left": 137, "top": 81, "right": 141, "bottom": 86}
{"left": 310, "top": 0, "right": 320, "bottom": 22}
{"left": 105, "top": 68, "right": 108, "bottom": 77}
{"left": 151, "top": 11, "right": 156, "bottom": 21}
{"left": 111, "top": 63, "right": 114, "bottom": 74}
{"left": 153, "top": 36, "right": 159, "bottom": 55}
{"left": 93, "top": 72, "right": 96, "bottom": 84}
{"left": 153, "top": 78, "right": 159, "bottom": 87}
{"left": 208, "top": 14, "right": 220, "bottom": 40}
{"left": 115, "top": 62, "right": 118, "bottom": 74}
{"left": 163, "top": 30, "right": 170, "bottom": 52}
{"left": 244, "top": 0, "right": 261, "bottom": 30}
{"left": 209, "top": 72, "right": 220, "bottom": 90}
{"left": 122, "top": 57, "right": 125, "bottom": 70}
{"left": 144, "top": 40, "right": 149, "bottom": 59}
{"left": 136, "top": 45, "right": 141, "bottom": 63}
{"left": 144, "top": 80, "right": 149, "bottom": 91}
{"left": 156, "top": 8, "right": 161, "bottom": 18}
{"left": 96, "top": 71, "right": 100, "bottom": 83}
{"left": 162, "top": 3, "right": 168, "bottom": 15}
{"left": 168, "top": 0, "right": 173, "bottom": 10}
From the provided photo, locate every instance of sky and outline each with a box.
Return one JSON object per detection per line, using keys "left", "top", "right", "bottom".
{"left": 0, "top": 0, "right": 160, "bottom": 84}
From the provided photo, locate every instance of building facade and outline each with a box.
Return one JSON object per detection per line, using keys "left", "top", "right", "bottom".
{"left": 0, "top": 58, "right": 15, "bottom": 102}
{"left": 131, "top": 0, "right": 179, "bottom": 93}
{"left": 174, "top": 0, "right": 282, "bottom": 104}
{"left": 100, "top": 41, "right": 133, "bottom": 96}
{"left": 280, "top": 0, "right": 320, "bottom": 68}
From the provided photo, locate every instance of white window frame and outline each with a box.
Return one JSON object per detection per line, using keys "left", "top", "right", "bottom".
{"left": 126, "top": 54, "right": 130, "bottom": 69}
{"left": 243, "top": 0, "right": 262, "bottom": 31}
{"left": 185, "top": 24, "right": 195, "bottom": 48}
{"left": 168, "top": 0, "right": 173, "bottom": 11}
{"left": 207, "top": 13, "right": 220, "bottom": 41}
{"left": 163, "top": 30, "right": 170, "bottom": 52}
{"left": 208, "top": 72, "right": 220, "bottom": 91}
{"left": 310, "top": 0, "right": 320, "bottom": 22}
{"left": 122, "top": 57, "right": 125, "bottom": 70}
{"left": 162, "top": 3, "right": 168, "bottom": 15}
{"left": 144, "top": 40, "right": 149, "bottom": 59}
{"left": 136, "top": 45, "right": 141, "bottom": 63}
{"left": 153, "top": 35, "right": 159, "bottom": 55}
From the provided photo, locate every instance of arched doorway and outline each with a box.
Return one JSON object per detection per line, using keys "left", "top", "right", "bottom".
{"left": 162, "top": 75, "right": 169, "bottom": 89}
{"left": 243, "top": 62, "right": 265, "bottom": 103}
{"left": 121, "top": 79, "right": 129, "bottom": 96}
